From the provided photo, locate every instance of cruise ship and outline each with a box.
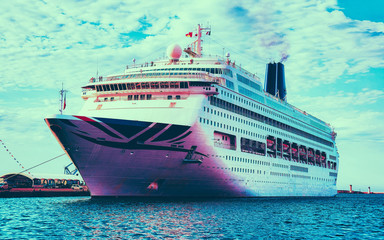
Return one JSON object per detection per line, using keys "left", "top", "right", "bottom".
{"left": 45, "top": 25, "right": 339, "bottom": 197}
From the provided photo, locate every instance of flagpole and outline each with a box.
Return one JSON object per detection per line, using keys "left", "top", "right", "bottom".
{"left": 60, "top": 83, "right": 63, "bottom": 115}
{"left": 59, "top": 83, "right": 68, "bottom": 115}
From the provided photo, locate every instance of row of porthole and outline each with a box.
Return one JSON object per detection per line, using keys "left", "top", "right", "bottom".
{"left": 225, "top": 155, "right": 271, "bottom": 166}
{"left": 270, "top": 171, "right": 290, "bottom": 177}
{"left": 272, "top": 163, "right": 289, "bottom": 169}
{"left": 199, "top": 165, "right": 266, "bottom": 175}
{"left": 200, "top": 117, "right": 264, "bottom": 139}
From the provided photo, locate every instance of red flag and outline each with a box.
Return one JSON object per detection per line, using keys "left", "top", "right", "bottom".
{"left": 206, "top": 31, "right": 211, "bottom": 35}
{"left": 185, "top": 32, "right": 192, "bottom": 37}
{"left": 63, "top": 92, "right": 67, "bottom": 110}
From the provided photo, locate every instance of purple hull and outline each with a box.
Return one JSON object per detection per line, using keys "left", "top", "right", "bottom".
{"left": 45, "top": 116, "right": 245, "bottom": 197}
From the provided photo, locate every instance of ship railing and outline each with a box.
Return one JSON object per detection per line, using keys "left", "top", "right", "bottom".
{"left": 264, "top": 91, "right": 330, "bottom": 127}
{"left": 92, "top": 72, "right": 225, "bottom": 85}
{"left": 123, "top": 55, "right": 226, "bottom": 70}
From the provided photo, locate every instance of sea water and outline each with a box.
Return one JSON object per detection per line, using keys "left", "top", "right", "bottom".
{"left": 0, "top": 194, "right": 383, "bottom": 239}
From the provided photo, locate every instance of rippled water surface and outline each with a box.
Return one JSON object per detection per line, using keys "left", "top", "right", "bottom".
{"left": 0, "top": 194, "right": 383, "bottom": 239}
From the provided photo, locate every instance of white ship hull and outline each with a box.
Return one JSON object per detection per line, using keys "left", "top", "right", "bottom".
{"left": 46, "top": 94, "right": 337, "bottom": 197}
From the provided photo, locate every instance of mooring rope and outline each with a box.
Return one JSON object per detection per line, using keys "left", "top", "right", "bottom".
{"left": 1, "top": 139, "right": 67, "bottom": 181}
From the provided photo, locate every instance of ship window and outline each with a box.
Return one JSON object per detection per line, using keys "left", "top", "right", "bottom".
{"left": 140, "top": 94, "right": 145, "bottom": 100}
{"left": 114, "top": 84, "right": 119, "bottom": 90}
{"left": 136, "top": 83, "right": 141, "bottom": 89}
{"left": 147, "top": 94, "right": 152, "bottom": 100}
{"left": 128, "top": 95, "right": 133, "bottom": 101}
{"left": 170, "top": 82, "right": 179, "bottom": 88}
{"left": 134, "top": 95, "right": 139, "bottom": 100}
{"left": 180, "top": 82, "right": 189, "bottom": 88}
{"left": 226, "top": 80, "right": 234, "bottom": 90}
{"left": 151, "top": 82, "right": 160, "bottom": 89}
{"left": 161, "top": 82, "right": 169, "bottom": 88}
{"left": 167, "top": 95, "right": 172, "bottom": 100}
{"left": 110, "top": 97, "right": 114, "bottom": 101}
{"left": 141, "top": 82, "right": 150, "bottom": 89}
{"left": 105, "top": 85, "right": 111, "bottom": 91}
{"left": 176, "top": 95, "right": 181, "bottom": 100}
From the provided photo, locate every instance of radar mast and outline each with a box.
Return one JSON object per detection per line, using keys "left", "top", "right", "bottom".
{"left": 184, "top": 24, "right": 211, "bottom": 58}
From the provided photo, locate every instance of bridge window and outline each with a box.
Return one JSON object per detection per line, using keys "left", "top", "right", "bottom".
{"left": 151, "top": 82, "right": 160, "bottom": 89}
{"left": 170, "top": 82, "right": 179, "bottom": 88}
{"left": 161, "top": 82, "right": 169, "bottom": 88}
{"left": 141, "top": 82, "right": 150, "bottom": 89}
{"left": 180, "top": 82, "right": 189, "bottom": 88}
{"left": 224, "top": 69, "right": 233, "bottom": 77}
{"left": 119, "top": 83, "right": 126, "bottom": 90}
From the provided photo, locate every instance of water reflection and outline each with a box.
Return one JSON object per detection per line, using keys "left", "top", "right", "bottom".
{"left": 59, "top": 197, "right": 224, "bottom": 239}
{"left": 1, "top": 195, "right": 384, "bottom": 239}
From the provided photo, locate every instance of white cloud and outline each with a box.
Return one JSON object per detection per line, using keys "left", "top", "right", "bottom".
{"left": 291, "top": 89, "right": 384, "bottom": 143}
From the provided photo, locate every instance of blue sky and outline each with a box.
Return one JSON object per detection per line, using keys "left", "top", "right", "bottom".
{"left": 1, "top": 0, "right": 383, "bottom": 192}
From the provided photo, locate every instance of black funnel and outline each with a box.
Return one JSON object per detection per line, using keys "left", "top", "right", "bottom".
{"left": 264, "top": 62, "right": 287, "bottom": 101}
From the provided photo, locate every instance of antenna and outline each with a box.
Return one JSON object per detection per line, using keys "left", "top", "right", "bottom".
{"left": 59, "top": 83, "right": 68, "bottom": 115}
{"left": 184, "top": 24, "right": 211, "bottom": 58}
